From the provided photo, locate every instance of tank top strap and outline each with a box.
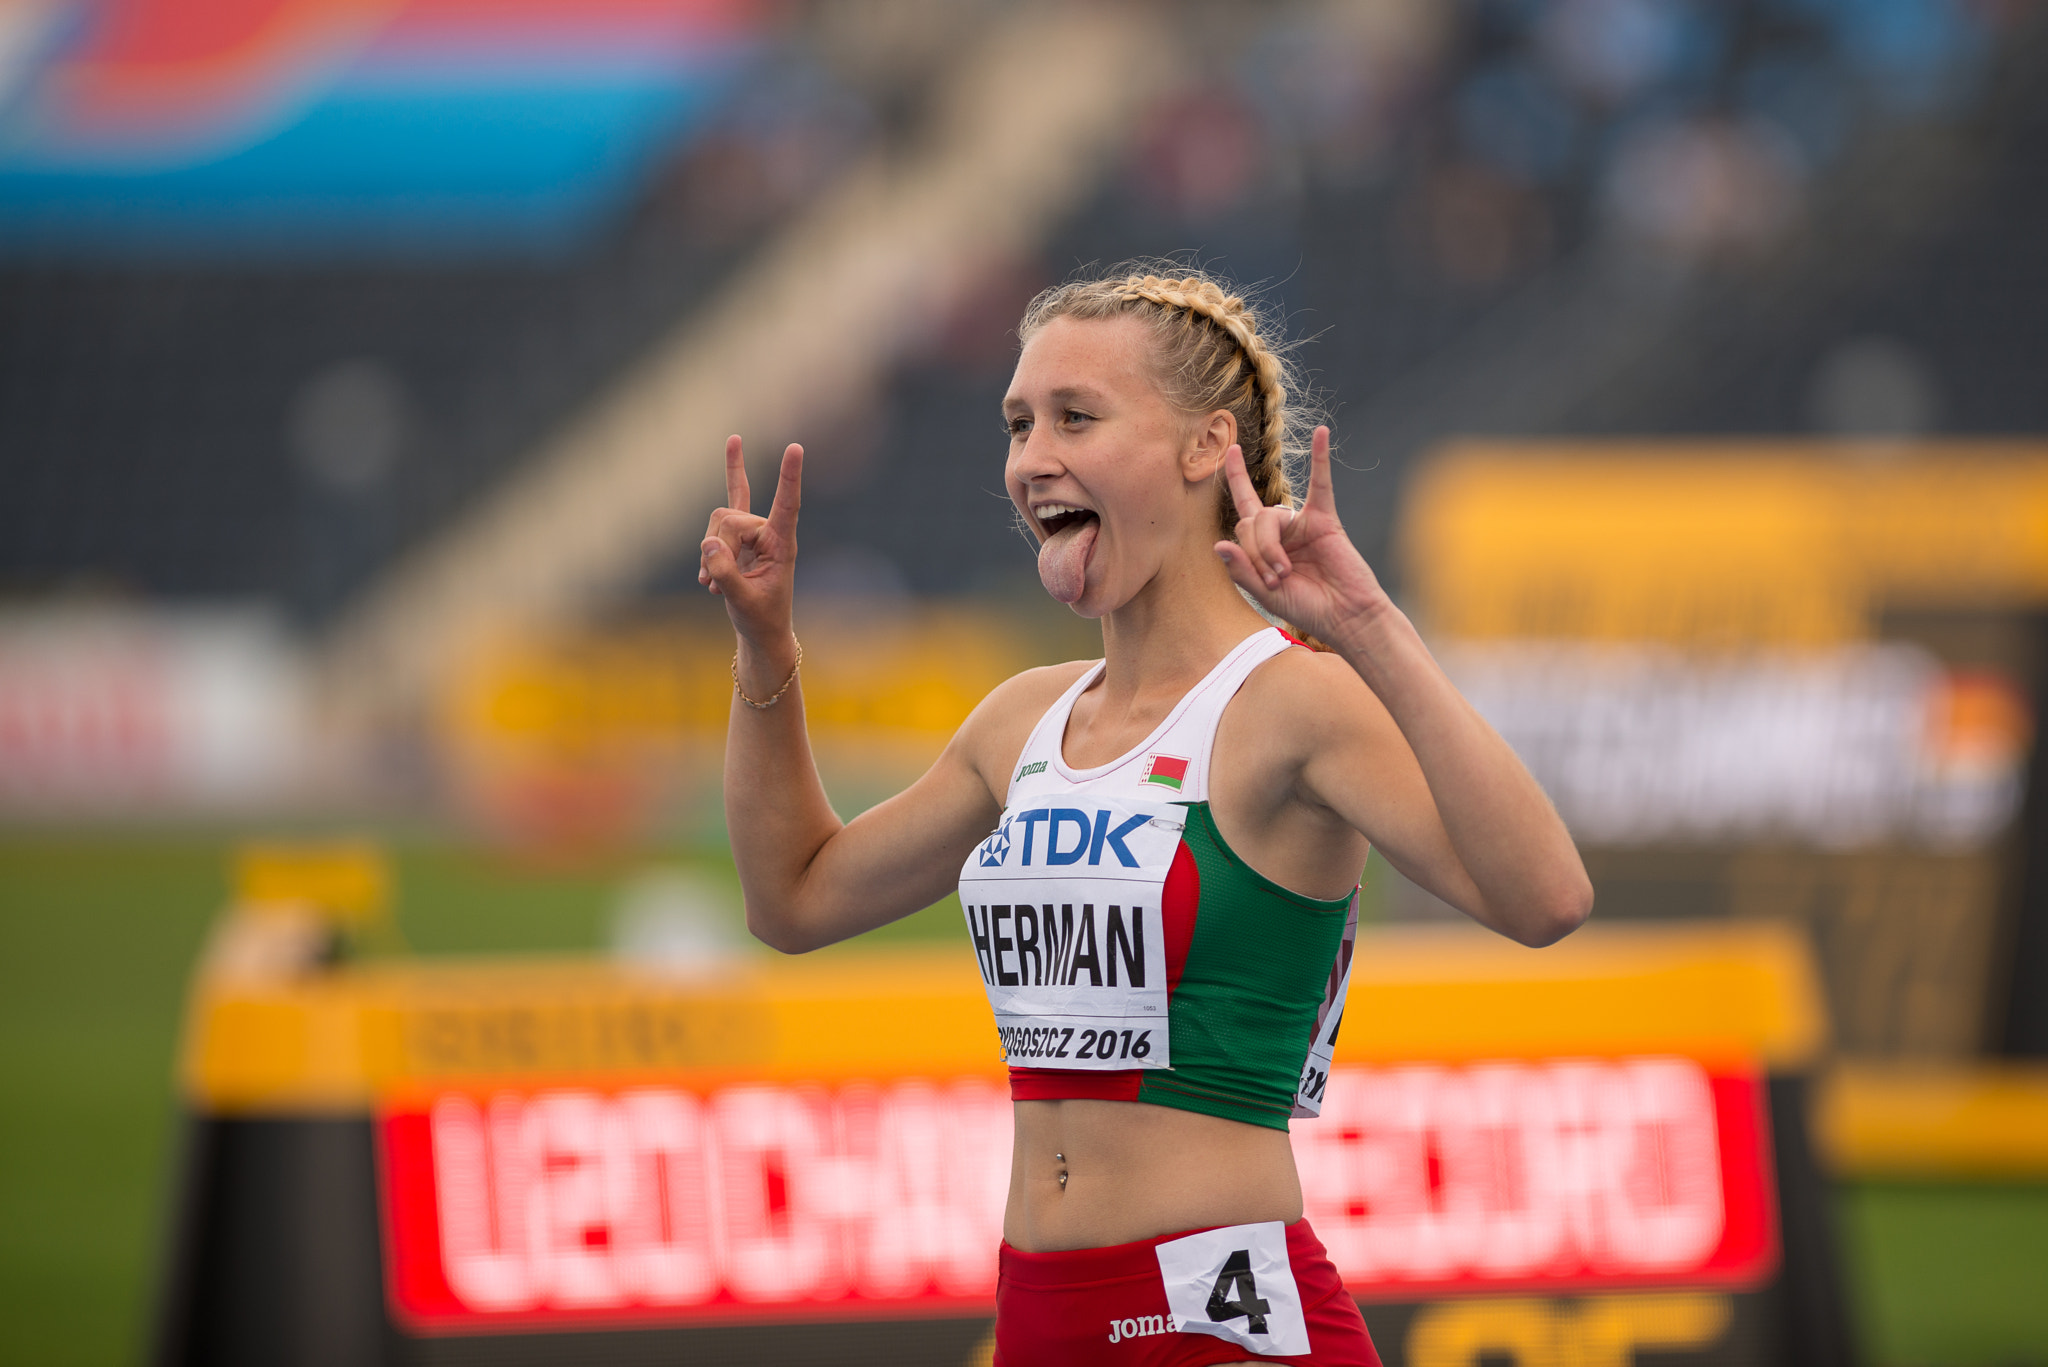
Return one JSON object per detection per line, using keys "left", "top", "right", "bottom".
{"left": 1144, "top": 627, "right": 1293, "bottom": 803}
{"left": 1005, "top": 659, "right": 1106, "bottom": 804}
{"left": 1008, "top": 627, "right": 1294, "bottom": 807}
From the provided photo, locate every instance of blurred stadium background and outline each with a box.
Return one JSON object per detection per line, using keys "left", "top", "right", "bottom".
{"left": 3, "top": 0, "right": 2047, "bottom": 1363}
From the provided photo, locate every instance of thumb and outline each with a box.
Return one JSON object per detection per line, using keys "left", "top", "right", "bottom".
{"left": 1215, "top": 540, "right": 1268, "bottom": 601}
{"left": 701, "top": 536, "right": 736, "bottom": 593}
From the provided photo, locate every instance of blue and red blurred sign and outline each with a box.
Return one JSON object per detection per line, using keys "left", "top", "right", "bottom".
{"left": 0, "top": 0, "right": 767, "bottom": 255}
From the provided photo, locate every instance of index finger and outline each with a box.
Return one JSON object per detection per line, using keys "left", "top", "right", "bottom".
{"left": 767, "top": 443, "right": 803, "bottom": 536}
{"left": 1223, "top": 445, "right": 1264, "bottom": 523}
{"left": 724, "top": 434, "right": 750, "bottom": 512}
{"left": 1304, "top": 426, "right": 1337, "bottom": 514}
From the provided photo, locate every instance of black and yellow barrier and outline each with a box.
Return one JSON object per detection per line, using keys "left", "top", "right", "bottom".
{"left": 1815, "top": 1063, "right": 2048, "bottom": 1181}
{"left": 152, "top": 849, "right": 1857, "bottom": 1367}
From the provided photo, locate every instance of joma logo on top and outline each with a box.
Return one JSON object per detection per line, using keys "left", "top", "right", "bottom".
{"left": 978, "top": 808, "right": 1153, "bottom": 869}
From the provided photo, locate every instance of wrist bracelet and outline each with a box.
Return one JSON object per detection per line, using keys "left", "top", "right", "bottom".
{"left": 732, "top": 638, "right": 803, "bottom": 709}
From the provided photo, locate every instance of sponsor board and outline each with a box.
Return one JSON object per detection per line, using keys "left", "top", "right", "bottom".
{"left": 1361, "top": 1291, "right": 1760, "bottom": 1366}
{"left": 0, "top": 609, "right": 305, "bottom": 812}
{"left": 1404, "top": 442, "right": 2048, "bottom": 645}
{"left": 165, "top": 925, "right": 1836, "bottom": 1362}
{"left": 1440, "top": 640, "right": 2027, "bottom": 851}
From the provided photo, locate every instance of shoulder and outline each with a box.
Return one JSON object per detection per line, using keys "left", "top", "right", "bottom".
{"left": 971, "top": 659, "right": 1097, "bottom": 723}
{"left": 1240, "top": 642, "right": 1372, "bottom": 712}
{"left": 953, "top": 658, "right": 1096, "bottom": 767}
{"left": 1232, "top": 642, "right": 1395, "bottom": 754}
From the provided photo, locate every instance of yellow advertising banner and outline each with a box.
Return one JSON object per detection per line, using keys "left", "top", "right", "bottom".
{"left": 1403, "top": 441, "right": 2048, "bottom": 644}
{"left": 180, "top": 921, "right": 1826, "bottom": 1114}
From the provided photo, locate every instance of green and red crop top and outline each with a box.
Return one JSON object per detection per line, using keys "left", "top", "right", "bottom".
{"left": 956, "top": 627, "right": 1359, "bottom": 1132}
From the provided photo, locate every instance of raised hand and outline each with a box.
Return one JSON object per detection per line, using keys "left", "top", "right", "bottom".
{"left": 699, "top": 435, "right": 803, "bottom": 646}
{"left": 1214, "top": 426, "right": 1389, "bottom": 649}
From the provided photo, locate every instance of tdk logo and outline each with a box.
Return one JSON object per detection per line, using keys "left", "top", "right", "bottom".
{"left": 977, "top": 816, "right": 1014, "bottom": 868}
{"left": 981, "top": 808, "right": 1149, "bottom": 869}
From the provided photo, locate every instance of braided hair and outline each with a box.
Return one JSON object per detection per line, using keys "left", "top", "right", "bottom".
{"left": 1016, "top": 262, "right": 1309, "bottom": 536}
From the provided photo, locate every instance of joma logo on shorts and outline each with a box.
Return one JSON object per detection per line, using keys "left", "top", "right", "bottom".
{"left": 1107, "top": 1313, "right": 1171, "bottom": 1343}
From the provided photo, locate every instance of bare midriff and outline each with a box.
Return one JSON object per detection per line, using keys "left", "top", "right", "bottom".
{"left": 1005, "top": 1098, "right": 1303, "bottom": 1252}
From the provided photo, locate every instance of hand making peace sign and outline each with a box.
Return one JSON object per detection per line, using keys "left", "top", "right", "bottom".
{"left": 698, "top": 434, "right": 804, "bottom": 646}
{"left": 1213, "top": 426, "right": 1387, "bottom": 650}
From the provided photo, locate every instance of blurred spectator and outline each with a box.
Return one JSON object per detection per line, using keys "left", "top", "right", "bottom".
{"left": 1457, "top": 59, "right": 1583, "bottom": 184}
{"left": 1814, "top": 0, "right": 1990, "bottom": 113}
{"left": 1737, "top": 53, "right": 1854, "bottom": 168}
{"left": 1603, "top": 116, "right": 1804, "bottom": 258}
{"left": 1805, "top": 335, "right": 1944, "bottom": 437}
{"left": 910, "top": 256, "right": 1051, "bottom": 379}
{"left": 1131, "top": 89, "right": 1270, "bottom": 223}
{"left": 288, "top": 360, "right": 412, "bottom": 498}
{"left": 1535, "top": 0, "right": 1704, "bottom": 107}
{"left": 663, "top": 52, "right": 877, "bottom": 248}
{"left": 1402, "top": 161, "right": 1555, "bottom": 288}
{"left": 1237, "top": 2, "right": 1446, "bottom": 188}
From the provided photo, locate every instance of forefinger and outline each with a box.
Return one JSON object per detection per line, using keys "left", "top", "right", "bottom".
{"left": 723, "top": 434, "right": 750, "bottom": 512}
{"left": 1223, "top": 445, "right": 1264, "bottom": 523}
{"left": 767, "top": 443, "right": 803, "bottom": 537}
{"left": 1304, "top": 426, "right": 1337, "bottom": 515}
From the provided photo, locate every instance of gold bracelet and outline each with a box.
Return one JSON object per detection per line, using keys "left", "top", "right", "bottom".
{"left": 732, "top": 638, "right": 803, "bottom": 709}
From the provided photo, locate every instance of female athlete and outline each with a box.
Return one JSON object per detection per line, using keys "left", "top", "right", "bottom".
{"left": 698, "top": 266, "right": 1592, "bottom": 1366}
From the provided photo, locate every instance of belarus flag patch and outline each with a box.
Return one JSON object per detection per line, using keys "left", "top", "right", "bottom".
{"left": 1143, "top": 755, "right": 1189, "bottom": 791}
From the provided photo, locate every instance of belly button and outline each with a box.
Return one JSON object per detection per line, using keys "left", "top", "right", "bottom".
{"left": 1055, "top": 1151, "right": 1068, "bottom": 1190}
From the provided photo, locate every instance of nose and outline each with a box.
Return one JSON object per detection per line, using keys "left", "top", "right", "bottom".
{"left": 1006, "top": 423, "right": 1064, "bottom": 486}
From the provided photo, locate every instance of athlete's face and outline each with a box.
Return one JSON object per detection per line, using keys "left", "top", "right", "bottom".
{"left": 1003, "top": 315, "right": 1229, "bottom": 617}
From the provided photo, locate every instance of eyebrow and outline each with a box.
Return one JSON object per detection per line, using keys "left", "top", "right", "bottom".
{"left": 1001, "top": 384, "right": 1111, "bottom": 416}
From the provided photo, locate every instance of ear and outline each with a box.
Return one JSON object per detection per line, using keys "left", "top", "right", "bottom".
{"left": 1181, "top": 409, "right": 1238, "bottom": 485}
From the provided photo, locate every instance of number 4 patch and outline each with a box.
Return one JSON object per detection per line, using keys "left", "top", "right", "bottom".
{"left": 1154, "top": 1222, "right": 1309, "bottom": 1355}
{"left": 1206, "top": 1250, "right": 1271, "bottom": 1332}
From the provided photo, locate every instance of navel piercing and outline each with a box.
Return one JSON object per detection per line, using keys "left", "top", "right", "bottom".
{"left": 1055, "top": 1152, "right": 1068, "bottom": 1188}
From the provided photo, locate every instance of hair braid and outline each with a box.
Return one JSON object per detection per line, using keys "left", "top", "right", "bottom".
{"left": 1017, "top": 261, "right": 1312, "bottom": 536}
{"left": 1108, "top": 276, "right": 1288, "bottom": 502}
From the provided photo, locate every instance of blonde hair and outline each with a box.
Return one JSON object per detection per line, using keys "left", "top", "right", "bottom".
{"left": 1017, "top": 262, "right": 1309, "bottom": 535}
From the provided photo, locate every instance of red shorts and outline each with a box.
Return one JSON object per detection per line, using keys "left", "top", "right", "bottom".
{"left": 994, "top": 1219, "right": 1381, "bottom": 1366}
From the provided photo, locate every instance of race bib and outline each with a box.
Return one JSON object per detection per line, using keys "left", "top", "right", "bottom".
{"left": 958, "top": 797, "right": 1183, "bottom": 1069}
{"left": 1291, "top": 893, "right": 1359, "bottom": 1118}
{"left": 1155, "top": 1222, "right": 1310, "bottom": 1356}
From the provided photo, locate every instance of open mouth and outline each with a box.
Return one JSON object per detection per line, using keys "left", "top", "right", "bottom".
{"left": 1033, "top": 502, "right": 1101, "bottom": 604}
{"left": 1034, "top": 503, "right": 1099, "bottom": 539}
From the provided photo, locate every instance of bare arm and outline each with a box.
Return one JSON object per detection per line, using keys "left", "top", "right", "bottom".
{"left": 699, "top": 436, "right": 1007, "bottom": 952}
{"left": 1217, "top": 430, "right": 1592, "bottom": 946}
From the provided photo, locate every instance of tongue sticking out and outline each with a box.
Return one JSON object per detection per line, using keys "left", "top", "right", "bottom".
{"left": 1037, "top": 517, "right": 1099, "bottom": 604}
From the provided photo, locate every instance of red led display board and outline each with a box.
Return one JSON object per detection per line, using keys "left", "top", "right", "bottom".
{"left": 1296, "top": 1059, "right": 1776, "bottom": 1298}
{"left": 377, "top": 1056, "right": 1776, "bottom": 1332}
{"left": 380, "top": 1078, "right": 1013, "bottom": 1328}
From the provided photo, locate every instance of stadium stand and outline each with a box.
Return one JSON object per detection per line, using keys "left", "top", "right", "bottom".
{"left": 0, "top": 0, "right": 908, "bottom": 620}
{"left": 778, "top": 0, "right": 2037, "bottom": 600}
{"left": 0, "top": 0, "right": 2038, "bottom": 684}
{"left": 322, "top": 4, "right": 1174, "bottom": 710}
